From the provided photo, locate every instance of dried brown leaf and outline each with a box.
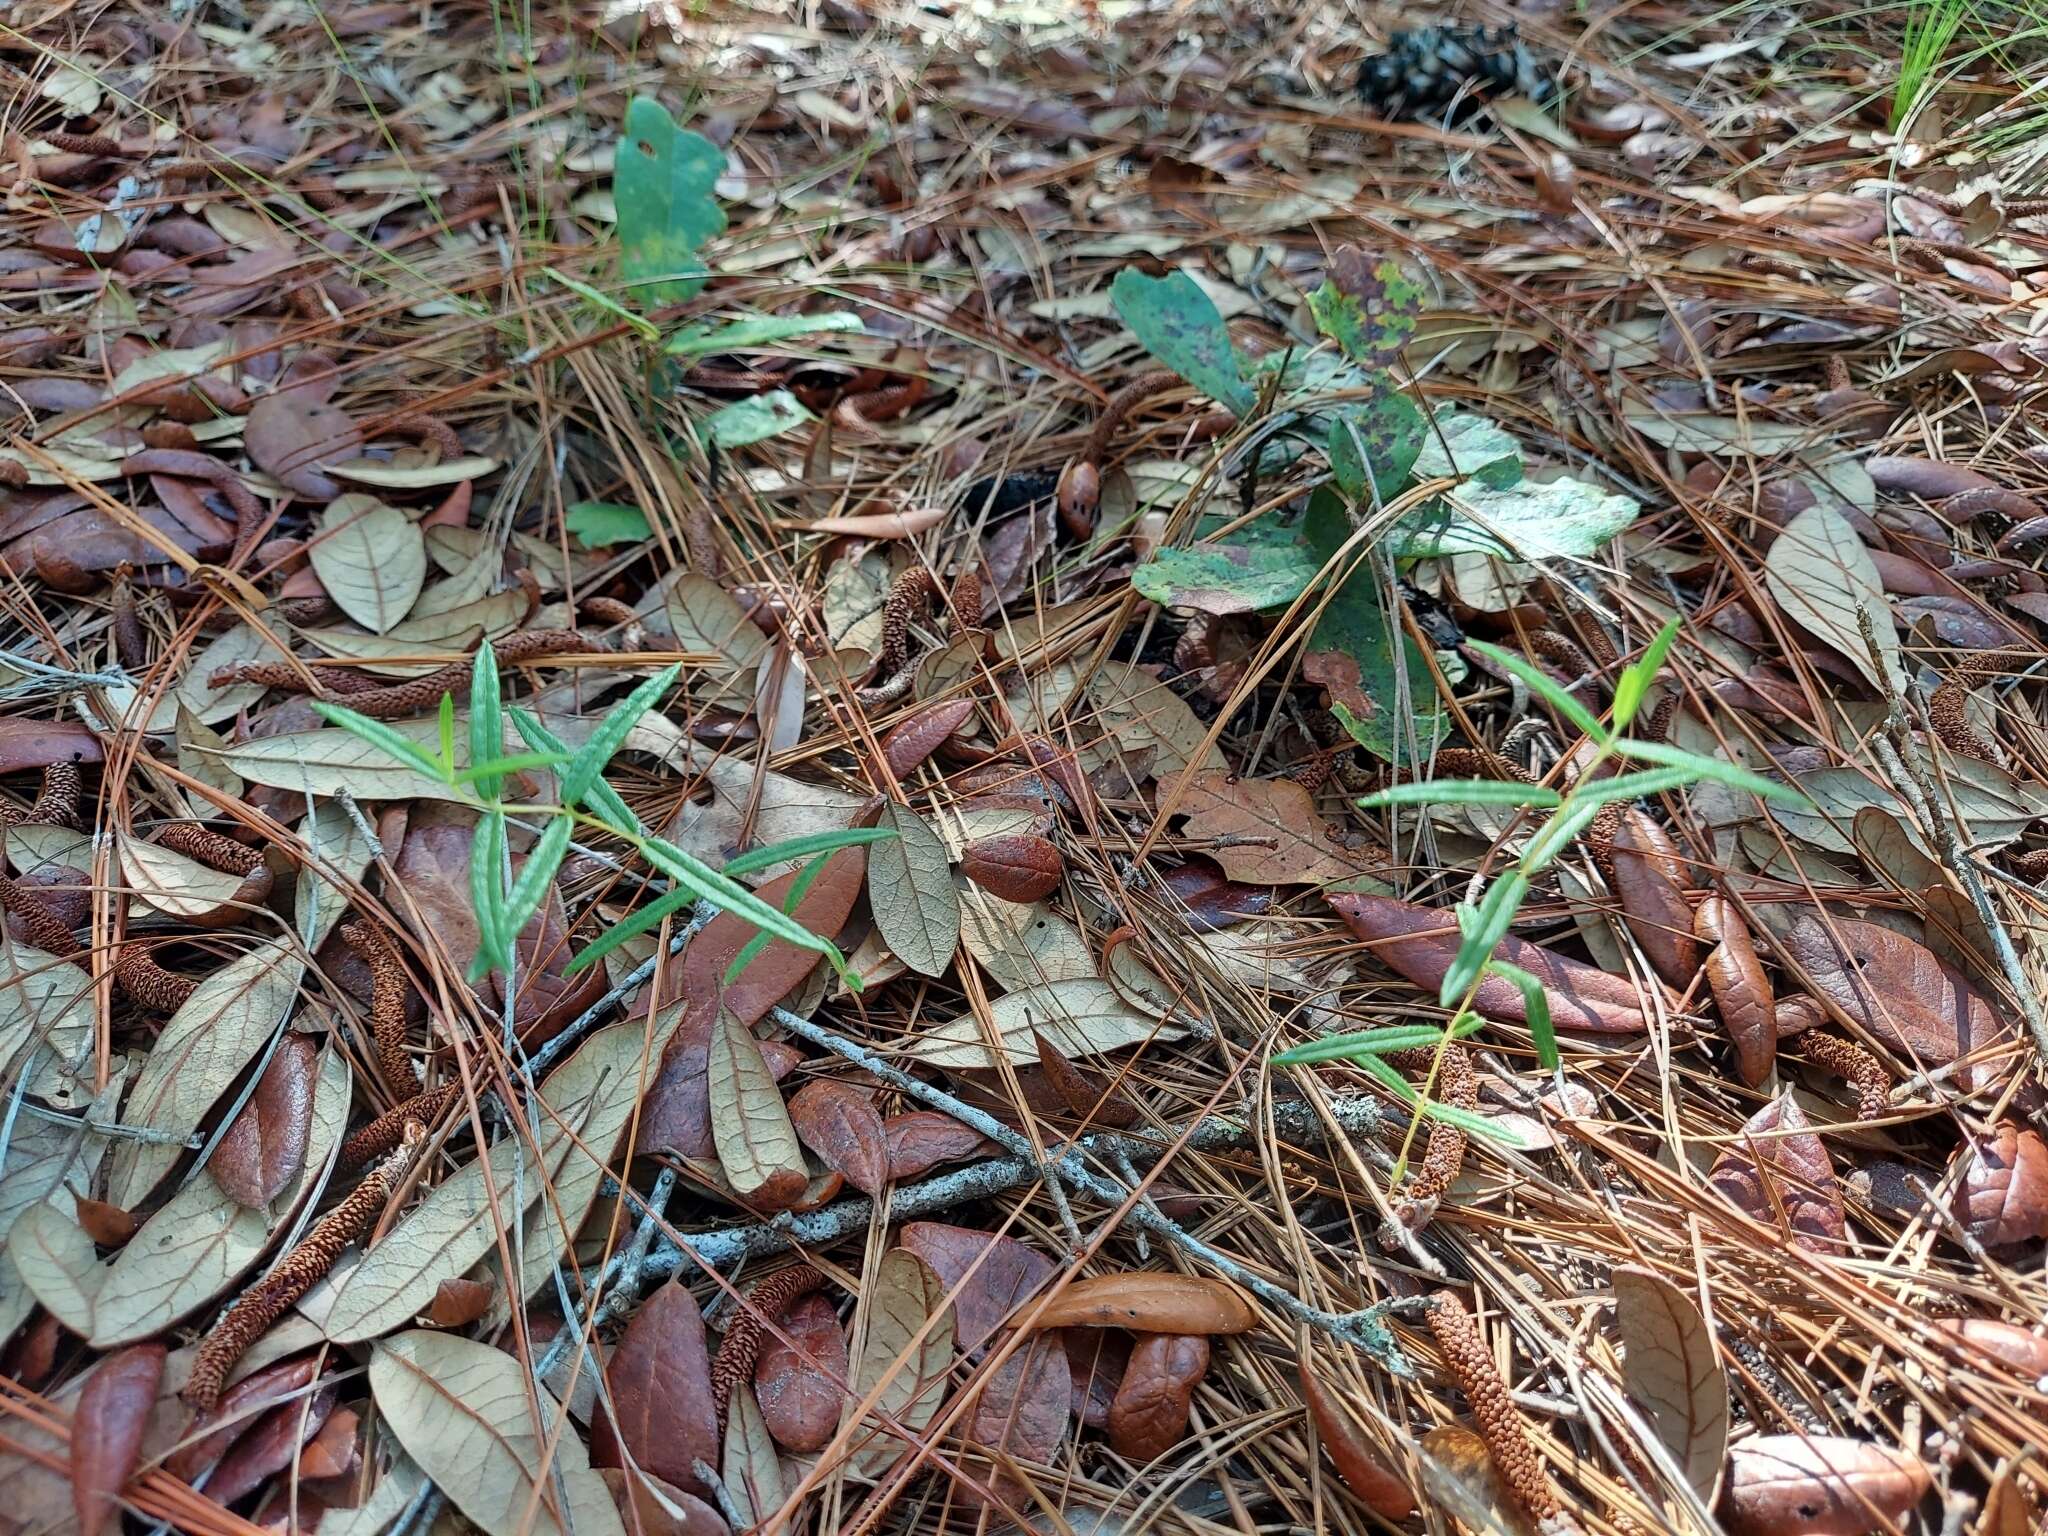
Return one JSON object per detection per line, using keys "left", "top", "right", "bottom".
{"left": 1179, "top": 773, "right": 1366, "bottom": 886}
{"left": 1106, "top": 1333, "right": 1205, "bottom": 1463}
{"left": 883, "top": 1112, "right": 999, "bottom": 1180}
{"left": 901, "top": 1221, "right": 1055, "bottom": 1352}
{"left": 787, "top": 1080, "right": 888, "bottom": 1197}
{"left": 1694, "top": 897, "right": 1776, "bottom": 1087}
{"left": 1721, "top": 1434, "right": 1931, "bottom": 1536}
{"left": 1021, "top": 1273, "right": 1257, "bottom": 1334}
{"left": 1298, "top": 1361, "right": 1414, "bottom": 1519}
{"left": 427, "top": 1276, "right": 496, "bottom": 1328}
{"left": 1953, "top": 1122, "right": 2048, "bottom": 1247}
{"left": 964, "top": 1330, "right": 1072, "bottom": 1495}
{"left": 245, "top": 392, "right": 361, "bottom": 502}
{"left": 755, "top": 1291, "right": 847, "bottom": 1453}
{"left": 1612, "top": 1265, "right": 1727, "bottom": 1502}
{"left": 961, "top": 833, "right": 1064, "bottom": 903}
{"left": 208, "top": 1035, "right": 317, "bottom": 1209}
{"left": 1708, "top": 1096, "right": 1845, "bottom": 1251}
{"left": 592, "top": 1281, "right": 720, "bottom": 1495}
{"left": 72, "top": 1343, "right": 166, "bottom": 1536}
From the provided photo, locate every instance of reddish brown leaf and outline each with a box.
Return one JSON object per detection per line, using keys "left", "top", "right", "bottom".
{"left": 0, "top": 718, "right": 103, "bottom": 770}
{"left": 1779, "top": 911, "right": 2021, "bottom": 1096}
{"left": 964, "top": 1331, "right": 1072, "bottom": 1495}
{"left": 900, "top": 1221, "right": 1055, "bottom": 1352}
{"left": 1953, "top": 1122, "right": 2048, "bottom": 1247}
{"left": 1721, "top": 1434, "right": 1931, "bottom": 1536}
{"left": 73, "top": 1198, "right": 137, "bottom": 1247}
{"left": 592, "top": 1280, "right": 721, "bottom": 1494}
{"left": 1298, "top": 1362, "right": 1415, "bottom": 1519}
{"left": 427, "top": 1276, "right": 496, "bottom": 1328}
{"left": 1708, "top": 1097, "right": 1845, "bottom": 1251}
{"left": 1154, "top": 858, "right": 1273, "bottom": 931}
{"left": 961, "top": 833, "right": 1064, "bottom": 903}
{"left": 1609, "top": 811, "right": 1697, "bottom": 986}
{"left": 1032, "top": 1031, "right": 1139, "bottom": 1128}
{"left": 1021, "top": 1273, "right": 1257, "bottom": 1334}
{"left": 1694, "top": 897, "right": 1776, "bottom": 1087}
{"left": 208, "top": 1384, "right": 337, "bottom": 1504}
{"left": 1865, "top": 455, "right": 2000, "bottom": 501}
{"left": 597, "top": 1468, "right": 731, "bottom": 1536}
{"left": 390, "top": 805, "right": 484, "bottom": 981}
{"left": 754, "top": 1292, "right": 848, "bottom": 1453}
{"left": 1106, "top": 1333, "right": 1207, "bottom": 1462}
{"left": 881, "top": 699, "right": 977, "bottom": 777}
{"left": 642, "top": 847, "right": 868, "bottom": 1160}
{"left": 1930, "top": 1318, "right": 2048, "bottom": 1377}
{"left": 883, "top": 1112, "right": 998, "bottom": 1180}
{"left": 1178, "top": 773, "right": 1367, "bottom": 886}
{"left": 296, "top": 1405, "right": 361, "bottom": 1480}
{"left": 208, "top": 1034, "right": 317, "bottom": 1208}
{"left": 71, "top": 1343, "right": 166, "bottom": 1536}
{"left": 503, "top": 878, "right": 610, "bottom": 1051}
{"left": 166, "top": 1354, "right": 322, "bottom": 1479}
{"left": 1329, "top": 892, "right": 1654, "bottom": 1032}
{"left": 245, "top": 391, "right": 362, "bottom": 501}
{"left": 1066, "top": 1329, "right": 1130, "bottom": 1429}
{"left": 787, "top": 1080, "right": 888, "bottom": 1197}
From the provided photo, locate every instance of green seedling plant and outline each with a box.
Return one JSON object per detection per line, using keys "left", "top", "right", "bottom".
{"left": 314, "top": 641, "right": 892, "bottom": 990}
{"left": 1120, "top": 247, "right": 1639, "bottom": 768}
{"left": 1275, "top": 618, "right": 1808, "bottom": 1174}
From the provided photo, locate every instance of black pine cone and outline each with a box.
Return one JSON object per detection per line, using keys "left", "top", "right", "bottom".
{"left": 1356, "top": 25, "right": 1554, "bottom": 121}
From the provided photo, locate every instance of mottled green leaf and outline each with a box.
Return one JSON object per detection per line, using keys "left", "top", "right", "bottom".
{"left": 1390, "top": 475, "right": 1639, "bottom": 560}
{"left": 1109, "top": 269, "right": 1253, "bottom": 415}
{"left": 1130, "top": 538, "right": 1322, "bottom": 615}
{"left": 1307, "top": 246, "right": 1425, "bottom": 369}
{"left": 1327, "top": 392, "right": 1426, "bottom": 502}
{"left": 565, "top": 501, "right": 650, "bottom": 549}
{"left": 615, "top": 97, "right": 726, "bottom": 307}
{"left": 700, "top": 389, "right": 814, "bottom": 448}
{"left": 1414, "top": 412, "right": 1522, "bottom": 489}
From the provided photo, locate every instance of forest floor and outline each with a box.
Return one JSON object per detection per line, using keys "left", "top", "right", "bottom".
{"left": 3, "top": 3, "right": 2048, "bottom": 1536}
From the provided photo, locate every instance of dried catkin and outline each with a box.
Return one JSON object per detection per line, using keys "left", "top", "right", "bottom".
{"left": 114, "top": 945, "right": 198, "bottom": 1012}
{"left": 709, "top": 1263, "right": 827, "bottom": 1432}
{"left": 24, "top": 761, "right": 83, "bottom": 829}
{"left": 340, "top": 1082, "right": 457, "bottom": 1168}
{"left": 0, "top": 875, "right": 82, "bottom": 956}
{"left": 854, "top": 569, "right": 939, "bottom": 709}
{"left": 1800, "top": 1033, "right": 1890, "bottom": 1121}
{"left": 341, "top": 920, "right": 416, "bottom": 1089}
{"left": 184, "top": 1135, "right": 419, "bottom": 1413}
{"left": 154, "top": 822, "right": 263, "bottom": 875}
{"left": 213, "top": 630, "right": 612, "bottom": 719}
{"left": 1381, "top": 1043, "right": 1478, "bottom": 1240}
{"left": 948, "top": 567, "right": 984, "bottom": 634}
{"left": 1426, "top": 1293, "right": 1580, "bottom": 1535}
{"left": 1928, "top": 672, "right": 1998, "bottom": 764}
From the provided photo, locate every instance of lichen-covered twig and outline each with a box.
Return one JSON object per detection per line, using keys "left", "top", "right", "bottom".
{"left": 184, "top": 1132, "right": 421, "bottom": 1412}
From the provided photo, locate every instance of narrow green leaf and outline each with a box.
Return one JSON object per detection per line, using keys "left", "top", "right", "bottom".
{"left": 663, "top": 310, "right": 863, "bottom": 357}
{"left": 565, "top": 501, "right": 652, "bottom": 550}
{"left": 1520, "top": 797, "right": 1608, "bottom": 874}
{"left": 1612, "top": 739, "right": 1806, "bottom": 804}
{"left": 1468, "top": 639, "right": 1609, "bottom": 744}
{"left": 1357, "top": 1055, "right": 1528, "bottom": 1146}
{"left": 469, "top": 642, "right": 503, "bottom": 798}
{"left": 562, "top": 665, "right": 682, "bottom": 809}
{"left": 565, "top": 885, "right": 694, "bottom": 974}
{"left": 1569, "top": 766, "right": 1705, "bottom": 807}
{"left": 1356, "top": 779, "right": 1562, "bottom": 811}
{"left": 721, "top": 826, "right": 897, "bottom": 878}
{"left": 545, "top": 266, "right": 659, "bottom": 340}
{"left": 724, "top": 851, "right": 833, "bottom": 986}
{"left": 468, "top": 810, "right": 508, "bottom": 979}
{"left": 1611, "top": 616, "right": 1681, "bottom": 729}
{"left": 1271, "top": 1015, "right": 1484, "bottom": 1066}
{"left": 1441, "top": 872, "right": 1527, "bottom": 1008}
{"left": 1486, "top": 960, "right": 1557, "bottom": 1070}
{"left": 501, "top": 817, "right": 572, "bottom": 949}
{"left": 450, "top": 751, "right": 572, "bottom": 787}
{"left": 511, "top": 710, "right": 641, "bottom": 835}
{"left": 311, "top": 701, "right": 451, "bottom": 784}
{"left": 632, "top": 833, "right": 850, "bottom": 982}
{"left": 437, "top": 693, "right": 456, "bottom": 776}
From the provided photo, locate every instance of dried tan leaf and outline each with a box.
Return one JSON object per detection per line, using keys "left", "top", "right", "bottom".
{"left": 910, "top": 979, "right": 1179, "bottom": 1070}
{"left": 1763, "top": 505, "right": 1901, "bottom": 690}
{"left": 709, "top": 1007, "right": 808, "bottom": 1210}
{"left": 867, "top": 801, "right": 959, "bottom": 978}
{"left": 312, "top": 494, "right": 427, "bottom": 634}
{"left": 1178, "top": 773, "right": 1367, "bottom": 885}
{"left": 844, "top": 1248, "right": 956, "bottom": 1477}
{"left": 720, "top": 1382, "right": 783, "bottom": 1527}
{"left": 1612, "top": 1265, "right": 1727, "bottom": 1502}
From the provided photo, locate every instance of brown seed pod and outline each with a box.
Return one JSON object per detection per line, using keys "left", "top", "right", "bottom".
{"left": 961, "top": 833, "right": 1063, "bottom": 902}
{"left": 1798, "top": 1033, "right": 1890, "bottom": 1120}
{"left": 340, "top": 1082, "right": 457, "bottom": 1168}
{"left": 340, "top": 920, "right": 415, "bottom": 1089}
{"left": 214, "top": 630, "right": 613, "bottom": 720}
{"left": 1426, "top": 1292, "right": 1575, "bottom": 1533}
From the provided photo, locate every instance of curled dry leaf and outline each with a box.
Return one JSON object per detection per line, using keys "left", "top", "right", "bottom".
{"left": 787, "top": 1079, "right": 888, "bottom": 1197}
{"left": 207, "top": 1382, "right": 337, "bottom": 1503}
{"left": 1020, "top": 1273, "right": 1257, "bottom": 1334}
{"left": 1330, "top": 892, "right": 1654, "bottom": 1032}
{"left": 1695, "top": 896, "right": 1776, "bottom": 1087}
{"left": 1929, "top": 1318, "right": 2048, "bottom": 1377}
{"left": 1612, "top": 1265, "right": 1727, "bottom": 1502}
{"left": 901, "top": 1221, "right": 1054, "bottom": 1352}
{"left": 960, "top": 832, "right": 1064, "bottom": 903}
{"left": 1033, "top": 1030, "right": 1138, "bottom": 1127}
{"left": 244, "top": 391, "right": 362, "bottom": 502}
{"left": 591, "top": 1280, "right": 720, "bottom": 1495}
{"left": 1298, "top": 1362, "right": 1414, "bottom": 1520}
{"left": 1609, "top": 811, "right": 1698, "bottom": 986}
{"left": 1106, "top": 1332, "right": 1206, "bottom": 1462}
{"left": 708, "top": 1007, "right": 809, "bottom": 1211}
{"left": 1952, "top": 1122, "right": 2048, "bottom": 1247}
{"left": 755, "top": 1291, "right": 847, "bottom": 1453}
{"left": 208, "top": 1034, "right": 317, "bottom": 1209}
{"left": 883, "top": 1112, "right": 999, "bottom": 1181}
{"left": 1708, "top": 1096, "right": 1845, "bottom": 1251}
{"left": 845, "top": 1248, "right": 956, "bottom": 1476}
{"left": 72, "top": 1342, "right": 166, "bottom": 1536}
{"left": 1720, "top": 1434, "right": 1931, "bottom": 1536}
{"left": 427, "top": 1276, "right": 496, "bottom": 1328}
{"left": 1779, "top": 910, "right": 2021, "bottom": 1098}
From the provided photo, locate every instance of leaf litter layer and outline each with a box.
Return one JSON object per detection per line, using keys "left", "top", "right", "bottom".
{"left": 2, "top": 3, "right": 2048, "bottom": 1536}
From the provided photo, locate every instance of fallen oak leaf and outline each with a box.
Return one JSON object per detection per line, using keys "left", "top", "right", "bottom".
{"left": 1708, "top": 1096, "right": 1845, "bottom": 1252}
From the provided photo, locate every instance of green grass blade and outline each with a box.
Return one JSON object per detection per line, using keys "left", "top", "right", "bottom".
{"left": 1468, "top": 638, "right": 1610, "bottom": 744}
{"left": 469, "top": 642, "right": 503, "bottom": 798}
{"left": 1356, "top": 779, "right": 1562, "bottom": 811}
{"left": 311, "top": 701, "right": 451, "bottom": 784}
{"left": 1612, "top": 615, "right": 1681, "bottom": 729}
{"left": 722, "top": 826, "right": 897, "bottom": 877}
